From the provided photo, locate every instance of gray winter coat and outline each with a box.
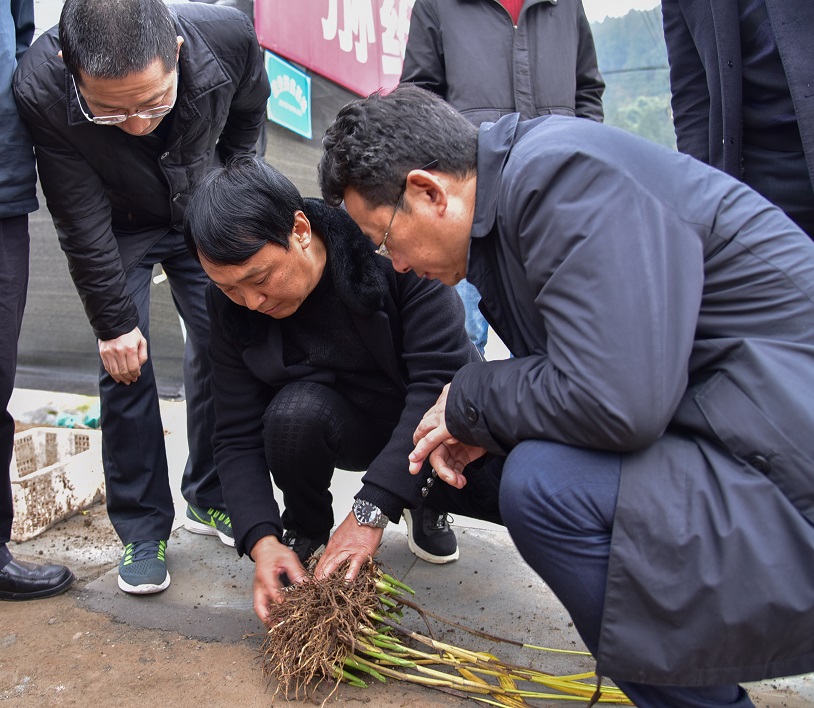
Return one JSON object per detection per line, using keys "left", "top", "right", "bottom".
{"left": 400, "top": 0, "right": 604, "bottom": 127}
{"left": 447, "top": 113, "right": 814, "bottom": 685}
{"left": 13, "top": 3, "right": 270, "bottom": 340}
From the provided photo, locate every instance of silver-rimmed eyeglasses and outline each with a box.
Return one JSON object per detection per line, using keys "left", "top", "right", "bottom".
{"left": 376, "top": 159, "right": 439, "bottom": 260}
{"left": 71, "top": 72, "right": 176, "bottom": 126}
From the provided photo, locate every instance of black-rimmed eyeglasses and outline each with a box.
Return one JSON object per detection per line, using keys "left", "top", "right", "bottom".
{"left": 376, "top": 159, "right": 439, "bottom": 259}
{"left": 71, "top": 73, "right": 176, "bottom": 126}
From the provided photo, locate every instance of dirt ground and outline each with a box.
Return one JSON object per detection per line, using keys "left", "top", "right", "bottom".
{"left": 0, "top": 503, "right": 467, "bottom": 708}
{"left": 1, "top": 563, "right": 461, "bottom": 707}
{"left": 4, "top": 433, "right": 813, "bottom": 708}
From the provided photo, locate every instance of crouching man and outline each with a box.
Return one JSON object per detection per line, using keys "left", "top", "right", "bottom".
{"left": 318, "top": 84, "right": 814, "bottom": 707}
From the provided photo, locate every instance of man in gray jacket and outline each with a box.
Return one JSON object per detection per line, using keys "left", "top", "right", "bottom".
{"left": 14, "top": 0, "right": 270, "bottom": 595}
{"left": 318, "top": 85, "right": 814, "bottom": 706}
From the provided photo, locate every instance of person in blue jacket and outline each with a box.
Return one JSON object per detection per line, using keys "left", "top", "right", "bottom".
{"left": 318, "top": 84, "right": 814, "bottom": 707}
{"left": 0, "top": 0, "right": 74, "bottom": 601}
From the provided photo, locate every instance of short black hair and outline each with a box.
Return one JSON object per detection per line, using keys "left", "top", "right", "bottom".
{"left": 319, "top": 85, "right": 478, "bottom": 208}
{"left": 184, "top": 156, "right": 305, "bottom": 266}
{"left": 60, "top": 0, "right": 178, "bottom": 82}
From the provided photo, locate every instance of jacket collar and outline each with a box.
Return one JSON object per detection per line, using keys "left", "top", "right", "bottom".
{"left": 303, "top": 198, "right": 388, "bottom": 315}
{"left": 171, "top": 8, "right": 233, "bottom": 119}
{"left": 471, "top": 113, "right": 521, "bottom": 240}
{"left": 471, "top": 113, "right": 555, "bottom": 240}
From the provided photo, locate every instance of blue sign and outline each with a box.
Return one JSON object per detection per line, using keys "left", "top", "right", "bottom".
{"left": 265, "top": 51, "right": 312, "bottom": 139}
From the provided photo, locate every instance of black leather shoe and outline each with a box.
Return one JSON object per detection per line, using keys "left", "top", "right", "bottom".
{"left": 0, "top": 558, "right": 75, "bottom": 601}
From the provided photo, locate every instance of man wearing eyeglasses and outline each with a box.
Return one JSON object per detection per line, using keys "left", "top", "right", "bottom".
{"left": 319, "top": 85, "right": 814, "bottom": 706}
{"left": 12, "top": 0, "right": 270, "bottom": 595}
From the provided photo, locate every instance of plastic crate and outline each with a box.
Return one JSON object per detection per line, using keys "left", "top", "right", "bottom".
{"left": 10, "top": 427, "right": 104, "bottom": 542}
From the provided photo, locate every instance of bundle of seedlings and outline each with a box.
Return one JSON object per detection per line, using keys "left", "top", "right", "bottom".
{"left": 261, "top": 558, "right": 632, "bottom": 706}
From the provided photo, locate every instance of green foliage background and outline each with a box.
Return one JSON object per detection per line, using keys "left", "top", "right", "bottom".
{"left": 591, "top": 6, "right": 676, "bottom": 149}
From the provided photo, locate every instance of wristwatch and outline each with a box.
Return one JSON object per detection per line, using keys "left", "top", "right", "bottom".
{"left": 352, "top": 499, "right": 390, "bottom": 529}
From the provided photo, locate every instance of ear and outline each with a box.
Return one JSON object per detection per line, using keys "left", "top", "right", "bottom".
{"left": 176, "top": 36, "right": 185, "bottom": 59}
{"left": 404, "top": 169, "right": 448, "bottom": 216}
{"left": 291, "top": 210, "right": 312, "bottom": 248}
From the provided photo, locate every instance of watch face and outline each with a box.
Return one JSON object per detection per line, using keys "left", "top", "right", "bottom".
{"left": 354, "top": 500, "right": 386, "bottom": 527}
{"left": 356, "top": 501, "right": 378, "bottom": 524}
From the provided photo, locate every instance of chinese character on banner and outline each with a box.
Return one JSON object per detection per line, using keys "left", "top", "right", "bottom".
{"left": 379, "top": 0, "right": 415, "bottom": 75}
{"left": 322, "top": 0, "right": 376, "bottom": 64}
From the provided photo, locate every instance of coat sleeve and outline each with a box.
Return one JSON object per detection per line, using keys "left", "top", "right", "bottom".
{"left": 662, "top": 0, "right": 711, "bottom": 162}
{"left": 574, "top": 1, "right": 605, "bottom": 122}
{"left": 214, "top": 11, "right": 270, "bottom": 163}
{"left": 11, "top": 0, "right": 34, "bottom": 60}
{"left": 12, "top": 84, "right": 137, "bottom": 340}
{"left": 399, "top": 0, "right": 447, "bottom": 97}
{"left": 447, "top": 149, "right": 705, "bottom": 454}
{"left": 357, "top": 272, "right": 476, "bottom": 517}
{"left": 207, "top": 286, "right": 283, "bottom": 557}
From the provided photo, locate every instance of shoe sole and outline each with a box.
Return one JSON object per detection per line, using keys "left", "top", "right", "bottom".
{"left": 403, "top": 512, "right": 460, "bottom": 564}
{"left": 0, "top": 572, "right": 75, "bottom": 601}
{"left": 118, "top": 571, "right": 171, "bottom": 595}
{"left": 184, "top": 519, "right": 235, "bottom": 548}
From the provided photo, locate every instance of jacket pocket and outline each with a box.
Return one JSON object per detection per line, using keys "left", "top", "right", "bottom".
{"left": 695, "top": 371, "right": 814, "bottom": 524}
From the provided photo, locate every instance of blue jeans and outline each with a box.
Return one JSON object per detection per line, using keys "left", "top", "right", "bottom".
{"left": 455, "top": 279, "right": 488, "bottom": 356}
{"left": 498, "top": 440, "right": 754, "bottom": 708}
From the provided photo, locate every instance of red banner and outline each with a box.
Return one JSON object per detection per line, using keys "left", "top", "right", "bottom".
{"left": 255, "top": 0, "right": 415, "bottom": 97}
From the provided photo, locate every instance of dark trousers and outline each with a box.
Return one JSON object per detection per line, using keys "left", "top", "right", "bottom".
{"left": 262, "top": 380, "right": 504, "bottom": 537}
{"left": 0, "top": 215, "right": 29, "bottom": 567}
{"left": 498, "top": 440, "right": 754, "bottom": 708}
{"left": 100, "top": 229, "right": 221, "bottom": 544}
{"left": 262, "top": 381, "right": 400, "bottom": 536}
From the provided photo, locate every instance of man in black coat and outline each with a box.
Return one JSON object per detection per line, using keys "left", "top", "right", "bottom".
{"left": 662, "top": 0, "right": 814, "bottom": 238}
{"left": 13, "top": 0, "right": 270, "bottom": 594}
{"left": 184, "top": 157, "right": 491, "bottom": 620}
{"left": 0, "top": 0, "right": 74, "bottom": 602}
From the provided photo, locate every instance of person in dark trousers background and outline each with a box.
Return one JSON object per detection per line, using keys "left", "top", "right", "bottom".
{"left": 0, "top": 0, "right": 74, "bottom": 601}
{"left": 662, "top": 0, "right": 814, "bottom": 238}
{"left": 319, "top": 84, "right": 814, "bottom": 707}
{"left": 13, "top": 0, "right": 270, "bottom": 595}
{"left": 184, "top": 157, "right": 483, "bottom": 620}
{"left": 400, "top": 0, "right": 604, "bottom": 357}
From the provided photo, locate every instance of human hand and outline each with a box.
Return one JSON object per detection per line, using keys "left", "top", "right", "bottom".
{"left": 251, "top": 535, "right": 309, "bottom": 624}
{"left": 98, "top": 327, "right": 148, "bottom": 384}
{"left": 409, "top": 385, "right": 486, "bottom": 488}
{"left": 313, "top": 512, "right": 383, "bottom": 582}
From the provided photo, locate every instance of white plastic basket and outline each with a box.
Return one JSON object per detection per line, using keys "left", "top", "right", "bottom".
{"left": 10, "top": 427, "right": 104, "bottom": 542}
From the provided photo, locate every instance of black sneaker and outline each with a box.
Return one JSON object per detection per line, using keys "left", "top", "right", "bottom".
{"left": 281, "top": 529, "right": 329, "bottom": 566}
{"left": 403, "top": 506, "right": 459, "bottom": 564}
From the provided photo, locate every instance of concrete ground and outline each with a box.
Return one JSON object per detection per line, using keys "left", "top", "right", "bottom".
{"left": 3, "top": 387, "right": 814, "bottom": 707}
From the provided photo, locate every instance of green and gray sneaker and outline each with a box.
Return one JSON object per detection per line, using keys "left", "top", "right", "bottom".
{"left": 118, "top": 540, "right": 170, "bottom": 595}
{"left": 184, "top": 504, "right": 235, "bottom": 547}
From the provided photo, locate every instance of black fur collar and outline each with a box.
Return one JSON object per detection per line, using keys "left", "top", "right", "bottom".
{"left": 217, "top": 198, "right": 388, "bottom": 346}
